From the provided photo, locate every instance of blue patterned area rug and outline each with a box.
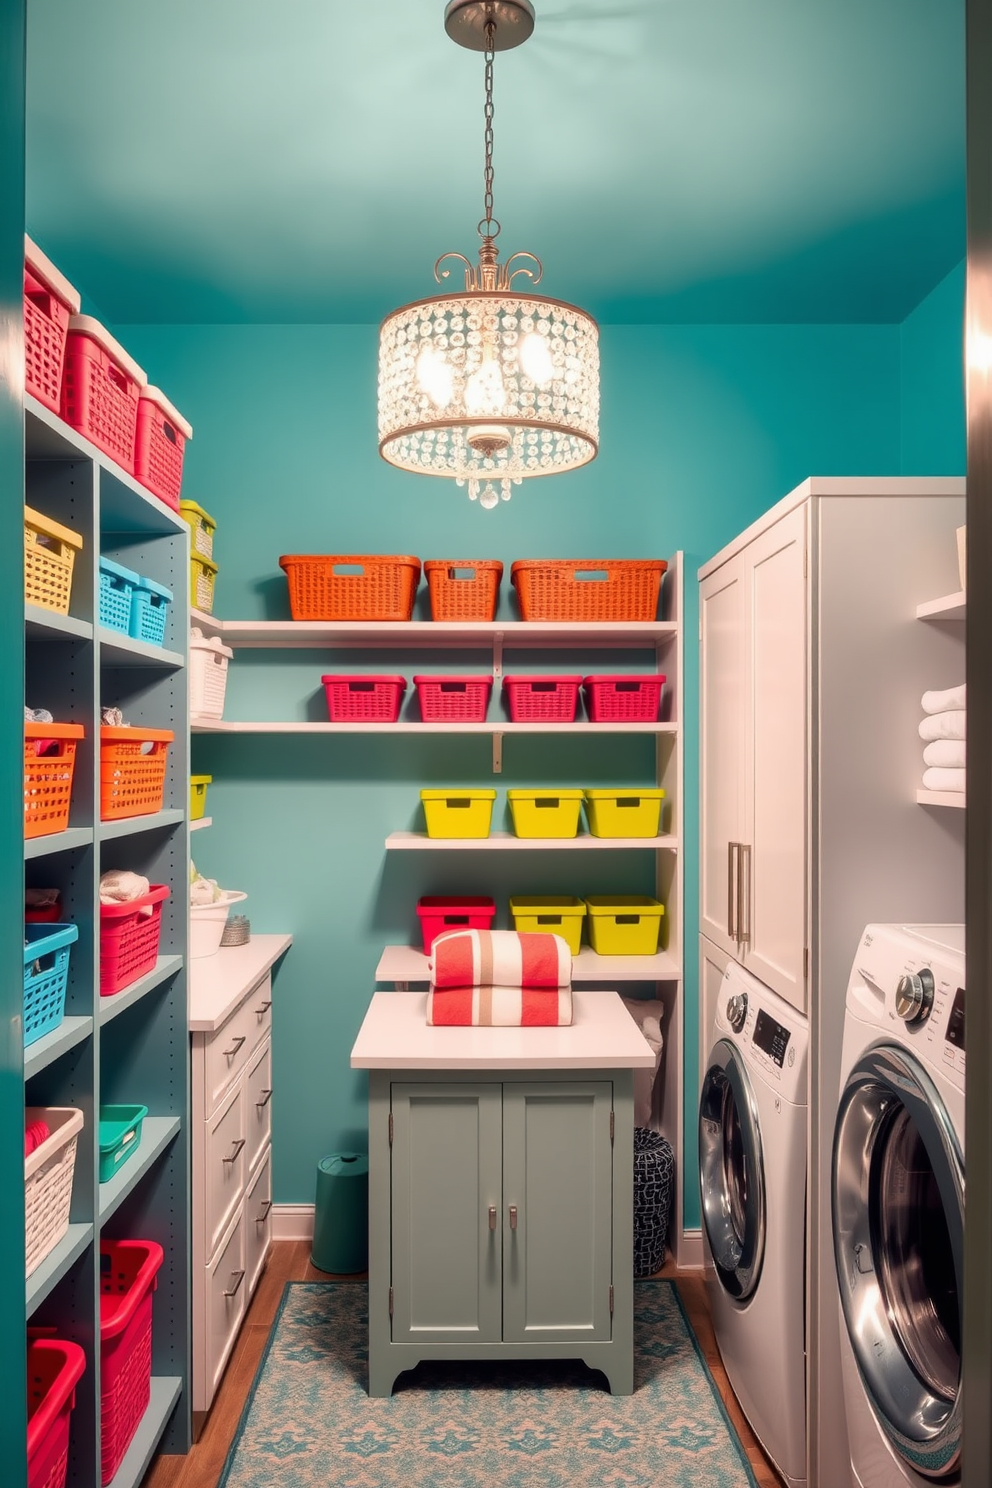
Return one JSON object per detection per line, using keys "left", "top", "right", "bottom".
{"left": 218, "top": 1281, "right": 758, "bottom": 1488}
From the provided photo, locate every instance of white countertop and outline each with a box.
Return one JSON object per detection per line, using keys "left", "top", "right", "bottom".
{"left": 189, "top": 933, "right": 293, "bottom": 1032}
{"left": 350, "top": 989, "right": 656, "bottom": 1071}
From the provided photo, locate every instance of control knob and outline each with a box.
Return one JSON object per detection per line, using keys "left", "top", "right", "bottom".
{"left": 726, "top": 991, "right": 748, "bottom": 1033}
{"left": 895, "top": 968, "right": 934, "bottom": 1024}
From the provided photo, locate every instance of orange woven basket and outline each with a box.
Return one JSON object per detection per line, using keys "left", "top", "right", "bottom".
{"left": 24, "top": 723, "right": 85, "bottom": 839}
{"left": 424, "top": 560, "right": 503, "bottom": 622}
{"left": 100, "top": 727, "right": 174, "bottom": 821}
{"left": 510, "top": 559, "right": 668, "bottom": 622}
{"left": 278, "top": 554, "right": 421, "bottom": 622}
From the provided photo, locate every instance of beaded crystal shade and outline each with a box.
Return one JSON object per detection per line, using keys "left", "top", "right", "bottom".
{"left": 377, "top": 0, "right": 600, "bottom": 510}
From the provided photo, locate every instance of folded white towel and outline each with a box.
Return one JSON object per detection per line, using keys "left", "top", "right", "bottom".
{"left": 922, "top": 767, "right": 966, "bottom": 793}
{"left": 99, "top": 870, "right": 150, "bottom": 905}
{"left": 923, "top": 739, "right": 966, "bottom": 769}
{"left": 919, "top": 710, "right": 966, "bottom": 742}
{"left": 922, "top": 684, "right": 966, "bottom": 715}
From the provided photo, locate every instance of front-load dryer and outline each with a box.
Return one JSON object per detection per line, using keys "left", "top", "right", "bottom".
{"left": 699, "top": 958, "right": 809, "bottom": 1487}
{"left": 833, "top": 923, "right": 965, "bottom": 1486}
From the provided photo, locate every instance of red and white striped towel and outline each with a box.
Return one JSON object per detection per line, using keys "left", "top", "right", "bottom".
{"left": 429, "top": 929, "right": 571, "bottom": 990}
{"left": 427, "top": 985, "right": 573, "bottom": 1026}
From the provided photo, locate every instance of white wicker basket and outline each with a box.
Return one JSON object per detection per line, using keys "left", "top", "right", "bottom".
{"left": 25, "top": 1106, "right": 84, "bottom": 1276}
{"left": 189, "top": 635, "right": 232, "bottom": 720}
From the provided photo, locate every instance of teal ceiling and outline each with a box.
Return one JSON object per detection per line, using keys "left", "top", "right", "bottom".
{"left": 25, "top": 0, "right": 964, "bottom": 325}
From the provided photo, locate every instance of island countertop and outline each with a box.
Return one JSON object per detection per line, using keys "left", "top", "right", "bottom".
{"left": 350, "top": 988, "right": 656, "bottom": 1071}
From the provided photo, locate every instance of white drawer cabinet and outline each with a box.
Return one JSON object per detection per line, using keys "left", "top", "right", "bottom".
{"left": 190, "top": 935, "right": 291, "bottom": 1427}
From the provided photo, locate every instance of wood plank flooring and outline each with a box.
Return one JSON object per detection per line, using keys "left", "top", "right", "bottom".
{"left": 144, "top": 1243, "right": 781, "bottom": 1488}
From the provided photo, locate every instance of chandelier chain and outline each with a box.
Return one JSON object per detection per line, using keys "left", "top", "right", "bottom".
{"left": 482, "top": 8, "right": 497, "bottom": 236}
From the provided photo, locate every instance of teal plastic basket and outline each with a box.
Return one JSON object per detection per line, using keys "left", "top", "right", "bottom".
{"left": 129, "top": 574, "right": 173, "bottom": 647}
{"left": 99, "top": 557, "right": 139, "bottom": 635}
{"left": 23, "top": 923, "right": 78, "bottom": 1047}
{"left": 98, "top": 1104, "right": 148, "bottom": 1183}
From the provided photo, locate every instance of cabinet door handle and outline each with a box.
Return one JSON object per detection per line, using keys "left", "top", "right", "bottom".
{"left": 256, "top": 1000, "right": 272, "bottom": 1014}
{"left": 222, "top": 1035, "right": 246, "bottom": 1059}
{"left": 222, "top": 1138, "right": 246, "bottom": 1164}
{"left": 255, "top": 1089, "right": 273, "bottom": 1109}
{"left": 727, "top": 842, "right": 739, "bottom": 942}
{"left": 488, "top": 1205, "right": 497, "bottom": 1231}
{"left": 223, "top": 1269, "right": 246, "bottom": 1297}
{"left": 739, "top": 843, "right": 752, "bottom": 948}
{"left": 257, "top": 1199, "right": 273, "bottom": 1223}
{"left": 509, "top": 1205, "right": 518, "bottom": 1231}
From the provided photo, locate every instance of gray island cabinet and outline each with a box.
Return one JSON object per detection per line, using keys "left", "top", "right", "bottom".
{"left": 351, "top": 990, "right": 656, "bottom": 1396}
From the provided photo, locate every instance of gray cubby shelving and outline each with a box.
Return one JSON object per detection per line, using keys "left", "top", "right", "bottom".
{"left": 19, "top": 393, "right": 191, "bottom": 1486}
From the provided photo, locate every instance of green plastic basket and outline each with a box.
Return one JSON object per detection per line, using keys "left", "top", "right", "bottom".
{"left": 98, "top": 1104, "right": 148, "bottom": 1183}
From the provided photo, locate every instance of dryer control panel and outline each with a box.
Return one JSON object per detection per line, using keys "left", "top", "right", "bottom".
{"left": 851, "top": 923, "right": 965, "bottom": 1090}
{"left": 715, "top": 961, "right": 808, "bottom": 1104}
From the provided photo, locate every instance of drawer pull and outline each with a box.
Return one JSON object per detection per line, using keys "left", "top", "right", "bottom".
{"left": 509, "top": 1204, "right": 518, "bottom": 1231}
{"left": 257, "top": 1199, "right": 273, "bottom": 1223}
{"left": 222, "top": 1139, "right": 246, "bottom": 1164}
{"left": 256, "top": 1000, "right": 273, "bottom": 1014}
{"left": 256, "top": 1089, "right": 273, "bottom": 1109}
{"left": 488, "top": 1205, "right": 497, "bottom": 1231}
{"left": 222, "top": 1035, "right": 246, "bottom": 1060}
{"left": 223, "top": 1269, "right": 246, "bottom": 1298}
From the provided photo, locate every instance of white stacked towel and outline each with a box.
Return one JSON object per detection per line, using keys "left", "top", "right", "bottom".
{"left": 919, "top": 685, "right": 966, "bottom": 793}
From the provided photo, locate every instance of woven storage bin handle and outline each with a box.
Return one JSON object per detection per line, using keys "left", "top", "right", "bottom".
{"left": 448, "top": 566, "right": 476, "bottom": 579}
{"left": 333, "top": 562, "right": 365, "bottom": 575}
{"left": 574, "top": 569, "right": 609, "bottom": 581}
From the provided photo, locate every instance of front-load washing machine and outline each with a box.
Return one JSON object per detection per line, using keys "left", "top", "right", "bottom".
{"left": 833, "top": 923, "right": 965, "bottom": 1486}
{"left": 699, "top": 958, "right": 809, "bottom": 1487}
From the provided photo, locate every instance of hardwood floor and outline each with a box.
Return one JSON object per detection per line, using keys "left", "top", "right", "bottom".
{"left": 144, "top": 1243, "right": 782, "bottom": 1488}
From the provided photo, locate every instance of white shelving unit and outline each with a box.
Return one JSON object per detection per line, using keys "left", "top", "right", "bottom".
{"left": 385, "top": 830, "right": 677, "bottom": 851}
{"left": 916, "top": 583, "right": 966, "bottom": 809}
{"left": 375, "top": 943, "right": 682, "bottom": 985}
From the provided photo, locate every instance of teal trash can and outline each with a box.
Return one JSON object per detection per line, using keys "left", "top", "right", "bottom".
{"left": 311, "top": 1151, "right": 369, "bottom": 1274}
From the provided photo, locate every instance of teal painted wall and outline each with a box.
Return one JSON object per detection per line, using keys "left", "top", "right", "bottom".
{"left": 124, "top": 320, "right": 902, "bottom": 1224}
{"left": 900, "top": 259, "right": 966, "bottom": 473}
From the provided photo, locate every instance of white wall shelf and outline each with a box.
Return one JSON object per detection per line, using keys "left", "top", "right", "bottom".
{"left": 26, "top": 1223, "right": 94, "bottom": 1317}
{"left": 23, "top": 1016, "right": 93, "bottom": 1080}
{"left": 189, "top": 610, "right": 678, "bottom": 651}
{"left": 916, "top": 590, "right": 966, "bottom": 620}
{"left": 917, "top": 789, "right": 966, "bottom": 809}
{"left": 385, "top": 830, "right": 678, "bottom": 851}
{"left": 375, "top": 943, "right": 682, "bottom": 985}
{"left": 191, "top": 718, "right": 677, "bottom": 736}
{"left": 99, "top": 956, "right": 184, "bottom": 1026}
{"left": 98, "top": 1116, "right": 181, "bottom": 1223}
{"left": 190, "top": 816, "right": 212, "bottom": 832}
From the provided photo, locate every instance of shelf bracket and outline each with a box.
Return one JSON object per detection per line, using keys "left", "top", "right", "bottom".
{"left": 492, "top": 731, "right": 503, "bottom": 774}
{"left": 493, "top": 630, "right": 504, "bottom": 682}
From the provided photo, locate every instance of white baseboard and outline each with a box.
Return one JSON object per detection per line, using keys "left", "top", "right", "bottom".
{"left": 676, "top": 1228, "right": 705, "bottom": 1270}
{"left": 272, "top": 1203, "right": 315, "bottom": 1242}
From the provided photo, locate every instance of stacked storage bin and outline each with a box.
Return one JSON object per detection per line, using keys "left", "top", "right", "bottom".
{"left": 181, "top": 500, "right": 218, "bottom": 615}
{"left": 23, "top": 237, "right": 81, "bottom": 415}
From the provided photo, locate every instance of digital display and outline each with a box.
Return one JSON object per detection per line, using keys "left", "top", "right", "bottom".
{"left": 946, "top": 988, "right": 965, "bottom": 1051}
{"left": 753, "top": 1009, "right": 791, "bottom": 1068}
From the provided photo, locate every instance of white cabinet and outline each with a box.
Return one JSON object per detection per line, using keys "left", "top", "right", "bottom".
{"left": 700, "top": 502, "right": 808, "bottom": 1011}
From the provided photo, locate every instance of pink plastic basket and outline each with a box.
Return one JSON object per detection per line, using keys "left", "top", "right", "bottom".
{"left": 100, "top": 1239, "right": 163, "bottom": 1485}
{"left": 24, "top": 241, "right": 80, "bottom": 415}
{"left": 99, "top": 885, "right": 169, "bottom": 996}
{"left": 60, "top": 317, "right": 145, "bottom": 471}
{"left": 416, "top": 896, "right": 497, "bottom": 954}
{"left": 583, "top": 674, "right": 667, "bottom": 722}
{"left": 502, "top": 675, "right": 582, "bottom": 722}
{"left": 321, "top": 675, "right": 407, "bottom": 722}
{"left": 133, "top": 388, "right": 191, "bottom": 510}
{"left": 27, "top": 1337, "right": 86, "bottom": 1488}
{"left": 414, "top": 675, "right": 493, "bottom": 722}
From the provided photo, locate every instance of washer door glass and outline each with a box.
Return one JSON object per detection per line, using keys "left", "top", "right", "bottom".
{"left": 699, "top": 1039, "right": 766, "bottom": 1300}
{"left": 832, "top": 1044, "right": 964, "bottom": 1479}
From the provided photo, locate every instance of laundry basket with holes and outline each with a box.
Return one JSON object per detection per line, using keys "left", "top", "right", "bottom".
{"left": 633, "top": 1128, "right": 675, "bottom": 1276}
{"left": 511, "top": 559, "right": 669, "bottom": 621}
{"left": 24, "top": 723, "right": 85, "bottom": 839}
{"left": 424, "top": 559, "right": 503, "bottom": 621}
{"left": 99, "top": 884, "right": 170, "bottom": 995}
{"left": 502, "top": 675, "right": 582, "bottom": 722}
{"left": 24, "top": 237, "right": 81, "bottom": 414}
{"left": 190, "top": 553, "right": 218, "bottom": 614}
{"left": 60, "top": 316, "right": 147, "bottom": 471}
{"left": 180, "top": 499, "right": 216, "bottom": 559}
{"left": 190, "top": 636, "right": 232, "bottom": 719}
{"left": 128, "top": 574, "right": 173, "bottom": 647}
{"left": 24, "top": 1106, "right": 84, "bottom": 1276}
{"left": 27, "top": 1334, "right": 86, "bottom": 1488}
{"left": 414, "top": 675, "right": 493, "bottom": 721}
{"left": 98, "top": 557, "right": 139, "bottom": 635}
{"left": 99, "top": 1239, "right": 164, "bottom": 1485}
{"left": 583, "top": 673, "right": 667, "bottom": 722}
{"left": 24, "top": 506, "right": 83, "bottom": 617}
{"left": 23, "top": 923, "right": 78, "bottom": 1048}
{"left": 99, "top": 727, "right": 173, "bottom": 820}
{"left": 279, "top": 553, "right": 421, "bottom": 621}
{"left": 133, "top": 386, "right": 192, "bottom": 510}
{"left": 322, "top": 674, "right": 407, "bottom": 722}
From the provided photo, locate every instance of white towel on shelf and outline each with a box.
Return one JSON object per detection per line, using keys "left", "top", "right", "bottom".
{"left": 921, "top": 683, "right": 966, "bottom": 715}
{"left": 922, "top": 767, "right": 966, "bottom": 794}
{"left": 923, "top": 739, "right": 966, "bottom": 769}
{"left": 919, "top": 710, "right": 966, "bottom": 742}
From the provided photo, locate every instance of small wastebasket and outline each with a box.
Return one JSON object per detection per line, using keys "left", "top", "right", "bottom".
{"left": 311, "top": 1151, "right": 369, "bottom": 1274}
{"left": 633, "top": 1127, "right": 675, "bottom": 1278}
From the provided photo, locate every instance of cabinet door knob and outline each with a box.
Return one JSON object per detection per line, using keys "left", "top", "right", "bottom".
{"left": 257, "top": 1000, "right": 273, "bottom": 1014}
{"left": 488, "top": 1205, "right": 497, "bottom": 1231}
{"left": 257, "top": 1199, "right": 273, "bottom": 1223}
{"left": 223, "top": 1269, "right": 246, "bottom": 1298}
{"left": 222, "top": 1138, "right": 246, "bottom": 1164}
{"left": 509, "top": 1205, "right": 518, "bottom": 1231}
{"left": 222, "top": 1035, "right": 246, "bottom": 1060}
{"left": 255, "top": 1089, "right": 273, "bottom": 1109}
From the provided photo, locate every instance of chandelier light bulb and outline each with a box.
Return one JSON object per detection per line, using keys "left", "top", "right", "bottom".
{"left": 416, "top": 344, "right": 454, "bottom": 407}
{"left": 519, "top": 330, "right": 554, "bottom": 387}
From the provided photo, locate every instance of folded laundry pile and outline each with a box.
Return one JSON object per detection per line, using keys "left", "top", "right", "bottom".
{"left": 190, "top": 862, "right": 226, "bottom": 905}
{"left": 24, "top": 705, "right": 56, "bottom": 756}
{"left": 919, "top": 683, "right": 966, "bottom": 794}
{"left": 426, "top": 929, "right": 573, "bottom": 1026}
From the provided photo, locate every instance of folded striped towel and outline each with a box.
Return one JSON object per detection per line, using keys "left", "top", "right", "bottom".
{"left": 922, "top": 766, "right": 966, "bottom": 794}
{"left": 427, "top": 985, "right": 573, "bottom": 1026}
{"left": 429, "top": 929, "right": 571, "bottom": 990}
{"left": 923, "top": 739, "right": 966, "bottom": 769}
{"left": 919, "top": 710, "right": 966, "bottom": 742}
{"left": 922, "top": 683, "right": 966, "bottom": 715}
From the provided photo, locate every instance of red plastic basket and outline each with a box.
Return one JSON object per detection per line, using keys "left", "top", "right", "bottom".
{"left": 24, "top": 724, "right": 85, "bottom": 839}
{"left": 416, "top": 896, "right": 497, "bottom": 954}
{"left": 60, "top": 317, "right": 146, "bottom": 471}
{"left": 414, "top": 675, "right": 493, "bottom": 722}
{"left": 100, "top": 1239, "right": 163, "bottom": 1485}
{"left": 583, "top": 674, "right": 667, "bottom": 722}
{"left": 321, "top": 675, "right": 407, "bottom": 721}
{"left": 502, "top": 675, "right": 582, "bottom": 722}
{"left": 133, "top": 387, "right": 191, "bottom": 510}
{"left": 24, "top": 240, "right": 80, "bottom": 415}
{"left": 99, "top": 727, "right": 173, "bottom": 821}
{"left": 27, "top": 1337, "right": 86, "bottom": 1488}
{"left": 100, "top": 885, "right": 169, "bottom": 996}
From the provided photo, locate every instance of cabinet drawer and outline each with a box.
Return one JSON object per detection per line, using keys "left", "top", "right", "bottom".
{"left": 202, "top": 973, "right": 272, "bottom": 1115}
{"left": 245, "top": 1145, "right": 272, "bottom": 1295}
{"left": 245, "top": 1039, "right": 272, "bottom": 1175}
{"left": 205, "top": 1206, "right": 247, "bottom": 1405}
{"left": 205, "top": 1080, "right": 246, "bottom": 1259}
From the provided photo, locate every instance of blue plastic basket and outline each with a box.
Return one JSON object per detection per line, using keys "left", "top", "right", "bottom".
{"left": 129, "top": 574, "right": 173, "bottom": 647}
{"left": 23, "top": 922, "right": 79, "bottom": 1047}
{"left": 99, "top": 557, "right": 139, "bottom": 634}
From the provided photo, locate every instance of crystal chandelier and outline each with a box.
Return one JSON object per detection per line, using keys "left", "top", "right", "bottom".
{"left": 378, "top": 0, "right": 600, "bottom": 510}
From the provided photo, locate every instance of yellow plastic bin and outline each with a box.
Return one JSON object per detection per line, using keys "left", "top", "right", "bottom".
{"left": 584, "top": 896, "right": 665, "bottom": 955}
{"left": 507, "top": 789, "right": 585, "bottom": 839}
{"left": 180, "top": 499, "right": 217, "bottom": 560}
{"left": 583, "top": 788, "right": 666, "bottom": 838}
{"left": 190, "top": 774, "right": 212, "bottom": 820}
{"left": 420, "top": 788, "right": 496, "bottom": 839}
{"left": 191, "top": 553, "right": 218, "bottom": 614}
{"left": 509, "top": 896, "right": 587, "bottom": 955}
